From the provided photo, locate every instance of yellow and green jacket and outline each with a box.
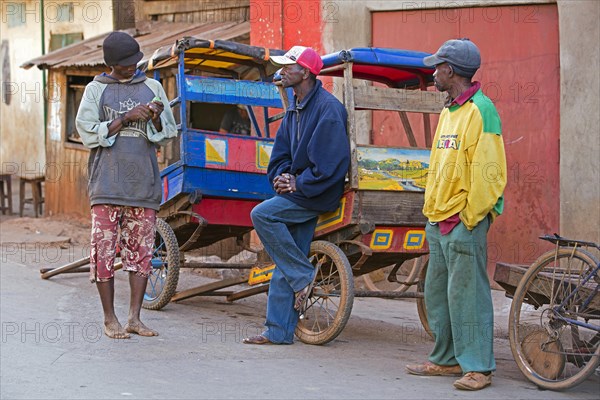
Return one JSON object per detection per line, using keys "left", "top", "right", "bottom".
{"left": 423, "top": 86, "right": 507, "bottom": 230}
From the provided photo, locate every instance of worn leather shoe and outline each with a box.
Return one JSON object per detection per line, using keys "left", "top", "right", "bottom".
{"left": 242, "top": 335, "right": 271, "bottom": 345}
{"left": 453, "top": 372, "right": 492, "bottom": 390}
{"left": 406, "top": 361, "right": 463, "bottom": 376}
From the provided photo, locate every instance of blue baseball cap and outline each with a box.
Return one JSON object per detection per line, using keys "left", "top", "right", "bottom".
{"left": 424, "top": 38, "right": 481, "bottom": 78}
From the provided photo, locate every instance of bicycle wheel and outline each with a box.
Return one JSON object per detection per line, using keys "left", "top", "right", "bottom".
{"left": 295, "top": 241, "right": 354, "bottom": 345}
{"left": 362, "top": 255, "right": 426, "bottom": 293}
{"left": 143, "top": 218, "right": 181, "bottom": 310}
{"left": 509, "top": 248, "right": 600, "bottom": 390}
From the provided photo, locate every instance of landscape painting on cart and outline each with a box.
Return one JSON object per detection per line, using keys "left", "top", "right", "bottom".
{"left": 357, "top": 147, "right": 430, "bottom": 192}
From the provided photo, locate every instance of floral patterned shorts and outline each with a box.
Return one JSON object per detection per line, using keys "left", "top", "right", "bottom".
{"left": 90, "top": 205, "right": 156, "bottom": 283}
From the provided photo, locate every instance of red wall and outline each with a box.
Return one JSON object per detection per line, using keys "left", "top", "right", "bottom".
{"left": 250, "top": 0, "right": 324, "bottom": 51}
{"left": 249, "top": 0, "right": 332, "bottom": 131}
{"left": 372, "top": 5, "right": 561, "bottom": 274}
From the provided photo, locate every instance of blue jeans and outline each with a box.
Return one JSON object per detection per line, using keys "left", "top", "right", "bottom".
{"left": 251, "top": 196, "right": 321, "bottom": 344}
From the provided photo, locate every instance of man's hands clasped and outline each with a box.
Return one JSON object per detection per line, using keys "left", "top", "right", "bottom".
{"left": 108, "top": 99, "right": 164, "bottom": 137}
{"left": 125, "top": 100, "right": 164, "bottom": 124}
{"left": 273, "top": 173, "right": 297, "bottom": 194}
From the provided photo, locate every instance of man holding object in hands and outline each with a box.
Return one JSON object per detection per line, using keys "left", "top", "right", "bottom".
{"left": 76, "top": 31, "right": 177, "bottom": 339}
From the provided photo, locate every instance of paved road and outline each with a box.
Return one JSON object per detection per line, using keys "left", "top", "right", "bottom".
{"left": 1, "top": 240, "right": 599, "bottom": 399}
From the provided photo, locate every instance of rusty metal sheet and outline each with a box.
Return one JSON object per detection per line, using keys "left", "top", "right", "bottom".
{"left": 21, "top": 20, "right": 250, "bottom": 70}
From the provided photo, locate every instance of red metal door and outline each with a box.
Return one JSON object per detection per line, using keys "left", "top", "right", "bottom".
{"left": 372, "top": 5, "right": 560, "bottom": 277}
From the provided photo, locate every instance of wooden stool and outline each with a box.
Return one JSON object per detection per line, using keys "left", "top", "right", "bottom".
{"left": 19, "top": 176, "right": 45, "bottom": 218}
{"left": 0, "top": 174, "right": 13, "bottom": 215}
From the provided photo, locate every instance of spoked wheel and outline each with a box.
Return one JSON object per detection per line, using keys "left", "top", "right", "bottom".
{"left": 415, "top": 259, "right": 432, "bottom": 338}
{"left": 295, "top": 241, "right": 354, "bottom": 345}
{"left": 509, "top": 248, "right": 600, "bottom": 390}
{"left": 362, "top": 255, "right": 427, "bottom": 293}
{"left": 143, "top": 218, "right": 181, "bottom": 310}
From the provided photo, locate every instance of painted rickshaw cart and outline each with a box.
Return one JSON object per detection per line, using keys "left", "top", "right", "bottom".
{"left": 42, "top": 40, "right": 446, "bottom": 345}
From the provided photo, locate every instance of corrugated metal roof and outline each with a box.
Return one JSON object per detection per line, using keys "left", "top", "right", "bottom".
{"left": 140, "top": 38, "right": 285, "bottom": 81}
{"left": 21, "top": 20, "right": 250, "bottom": 70}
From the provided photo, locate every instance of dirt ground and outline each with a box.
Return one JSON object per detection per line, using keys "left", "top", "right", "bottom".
{"left": 0, "top": 212, "right": 256, "bottom": 283}
{"left": 2, "top": 216, "right": 599, "bottom": 399}
{"left": 1, "top": 191, "right": 599, "bottom": 398}
{"left": 0, "top": 214, "right": 91, "bottom": 246}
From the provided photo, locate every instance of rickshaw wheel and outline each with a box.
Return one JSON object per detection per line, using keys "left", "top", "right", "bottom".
{"left": 143, "top": 218, "right": 180, "bottom": 310}
{"left": 416, "top": 260, "right": 433, "bottom": 339}
{"left": 362, "top": 255, "right": 426, "bottom": 293}
{"left": 295, "top": 240, "right": 354, "bottom": 345}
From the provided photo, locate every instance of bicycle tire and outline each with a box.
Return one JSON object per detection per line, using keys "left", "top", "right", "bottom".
{"left": 143, "top": 218, "right": 181, "bottom": 310}
{"left": 509, "top": 247, "right": 600, "bottom": 390}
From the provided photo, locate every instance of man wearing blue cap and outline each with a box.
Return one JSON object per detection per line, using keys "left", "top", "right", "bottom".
{"left": 76, "top": 31, "right": 177, "bottom": 339}
{"left": 406, "top": 39, "right": 507, "bottom": 391}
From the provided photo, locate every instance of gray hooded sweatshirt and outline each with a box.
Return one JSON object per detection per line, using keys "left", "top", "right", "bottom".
{"left": 76, "top": 71, "right": 177, "bottom": 210}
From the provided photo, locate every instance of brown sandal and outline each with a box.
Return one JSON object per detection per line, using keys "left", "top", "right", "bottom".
{"left": 294, "top": 269, "right": 318, "bottom": 311}
{"left": 294, "top": 281, "right": 316, "bottom": 311}
{"left": 242, "top": 335, "right": 271, "bottom": 345}
{"left": 294, "top": 286, "right": 308, "bottom": 311}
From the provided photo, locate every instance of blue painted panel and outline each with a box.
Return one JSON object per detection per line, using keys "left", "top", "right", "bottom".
{"left": 178, "top": 51, "right": 188, "bottom": 131}
{"left": 161, "top": 160, "right": 183, "bottom": 177}
{"left": 184, "top": 76, "right": 283, "bottom": 108}
{"left": 161, "top": 165, "right": 185, "bottom": 204}
{"left": 162, "top": 166, "right": 273, "bottom": 204}
{"left": 181, "top": 168, "right": 274, "bottom": 201}
{"left": 185, "top": 132, "right": 207, "bottom": 168}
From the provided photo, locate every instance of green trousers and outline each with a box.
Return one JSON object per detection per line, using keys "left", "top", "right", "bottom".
{"left": 424, "top": 216, "right": 496, "bottom": 373}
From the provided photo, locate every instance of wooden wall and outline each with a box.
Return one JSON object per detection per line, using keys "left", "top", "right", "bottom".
{"left": 45, "top": 69, "right": 94, "bottom": 218}
{"left": 136, "top": 0, "right": 250, "bottom": 23}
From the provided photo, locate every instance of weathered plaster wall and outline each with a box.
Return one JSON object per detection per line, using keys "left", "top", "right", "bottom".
{"left": 557, "top": 0, "right": 600, "bottom": 243}
{"left": 0, "top": 31, "right": 45, "bottom": 175}
{"left": 0, "top": 0, "right": 112, "bottom": 177}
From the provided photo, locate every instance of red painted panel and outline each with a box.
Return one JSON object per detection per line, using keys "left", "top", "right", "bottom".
{"left": 201, "top": 132, "right": 271, "bottom": 174}
{"left": 372, "top": 5, "right": 560, "bottom": 274}
{"left": 192, "top": 199, "right": 260, "bottom": 227}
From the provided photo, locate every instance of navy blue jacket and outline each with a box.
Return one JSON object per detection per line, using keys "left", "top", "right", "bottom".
{"left": 268, "top": 80, "right": 350, "bottom": 212}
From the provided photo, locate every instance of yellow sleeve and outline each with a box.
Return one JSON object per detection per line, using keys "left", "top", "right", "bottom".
{"left": 459, "top": 132, "right": 507, "bottom": 230}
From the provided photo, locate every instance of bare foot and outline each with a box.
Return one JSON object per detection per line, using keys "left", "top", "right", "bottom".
{"left": 125, "top": 321, "right": 159, "bottom": 337}
{"left": 104, "top": 321, "right": 131, "bottom": 339}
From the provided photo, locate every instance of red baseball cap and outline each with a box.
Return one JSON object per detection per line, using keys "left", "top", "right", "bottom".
{"left": 270, "top": 46, "right": 323, "bottom": 75}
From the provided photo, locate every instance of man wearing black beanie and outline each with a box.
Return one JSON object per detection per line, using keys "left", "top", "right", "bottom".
{"left": 76, "top": 31, "right": 177, "bottom": 339}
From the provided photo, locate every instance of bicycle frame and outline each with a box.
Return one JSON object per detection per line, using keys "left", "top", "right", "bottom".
{"left": 547, "top": 239, "right": 600, "bottom": 333}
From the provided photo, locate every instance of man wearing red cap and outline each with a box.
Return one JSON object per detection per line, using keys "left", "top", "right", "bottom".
{"left": 243, "top": 46, "right": 350, "bottom": 345}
